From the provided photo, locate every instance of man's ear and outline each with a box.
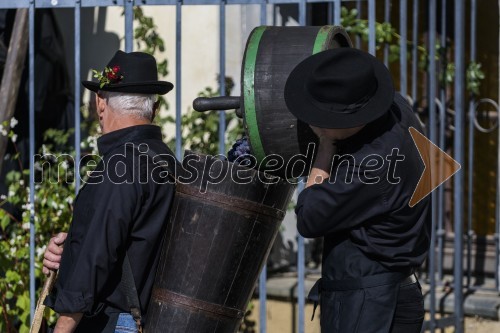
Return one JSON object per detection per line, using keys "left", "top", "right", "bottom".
{"left": 95, "top": 93, "right": 106, "bottom": 116}
{"left": 151, "top": 100, "right": 161, "bottom": 122}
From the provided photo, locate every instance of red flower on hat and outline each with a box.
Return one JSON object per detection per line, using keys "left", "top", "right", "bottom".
{"left": 92, "top": 65, "right": 124, "bottom": 88}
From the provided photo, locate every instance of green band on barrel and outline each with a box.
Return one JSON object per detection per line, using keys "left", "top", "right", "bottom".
{"left": 312, "top": 26, "right": 333, "bottom": 54}
{"left": 243, "top": 26, "right": 267, "bottom": 163}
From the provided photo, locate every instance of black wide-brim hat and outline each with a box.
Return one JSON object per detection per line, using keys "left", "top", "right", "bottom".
{"left": 82, "top": 50, "right": 173, "bottom": 95}
{"left": 284, "top": 48, "right": 395, "bottom": 129}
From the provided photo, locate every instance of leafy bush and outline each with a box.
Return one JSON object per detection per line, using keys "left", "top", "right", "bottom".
{"left": 0, "top": 122, "right": 99, "bottom": 332}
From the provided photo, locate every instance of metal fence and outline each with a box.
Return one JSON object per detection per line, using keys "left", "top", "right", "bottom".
{"left": 0, "top": 1, "right": 495, "bottom": 333}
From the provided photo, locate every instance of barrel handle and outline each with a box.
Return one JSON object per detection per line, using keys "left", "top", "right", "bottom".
{"left": 192, "top": 96, "right": 241, "bottom": 112}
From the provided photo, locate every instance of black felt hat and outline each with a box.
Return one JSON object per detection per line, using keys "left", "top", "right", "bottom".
{"left": 284, "top": 48, "right": 394, "bottom": 129}
{"left": 82, "top": 50, "right": 173, "bottom": 95}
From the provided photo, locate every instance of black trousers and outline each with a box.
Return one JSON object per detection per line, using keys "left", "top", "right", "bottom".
{"left": 318, "top": 279, "right": 424, "bottom": 332}
{"left": 389, "top": 282, "right": 425, "bottom": 333}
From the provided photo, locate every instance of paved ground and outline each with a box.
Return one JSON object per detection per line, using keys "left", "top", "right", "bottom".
{"left": 248, "top": 299, "right": 320, "bottom": 333}
{"left": 248, "top": 299, "right": 500, "bottom": 332}
{"left": 462, "top": 316, "right": 500, "bottom": 332}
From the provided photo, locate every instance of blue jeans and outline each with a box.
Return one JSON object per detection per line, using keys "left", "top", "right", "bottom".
{"left": 114, "top": 313, "right": 138, "bottom": 333}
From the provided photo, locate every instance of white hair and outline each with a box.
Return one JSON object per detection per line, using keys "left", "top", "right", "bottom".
{"left": 100, "top": 91, "right": 157, "bottom": 120}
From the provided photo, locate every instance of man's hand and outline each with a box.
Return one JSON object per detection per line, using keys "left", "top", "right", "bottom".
{"left": 310, "top": 124, "right": 365, "bottom": 143}
{"left": 306, "top": 124, "right": 366, "bottom": 187}
{"left": 42, "top": 232, "right": 67, "bottom": 276}
{"left": 306, "top": 126, "right": 338, "bottom": 188}
{"left": 310, "top": 126, "right": 339, "bottom": 144}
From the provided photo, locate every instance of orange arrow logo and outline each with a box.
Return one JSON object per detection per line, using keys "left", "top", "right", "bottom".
{"left": 408, "top": 127, "right": 461, "bottom": 207}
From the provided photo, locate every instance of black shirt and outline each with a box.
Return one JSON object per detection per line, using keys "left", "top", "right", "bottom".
{"left": 296, "top": 94, "right": 431, "bottom": 280}
{"left": 45, "top": 125, "right": 176, "bottom": 329}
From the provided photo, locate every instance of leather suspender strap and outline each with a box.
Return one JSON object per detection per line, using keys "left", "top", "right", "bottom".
{"left": 120, "top": 254, "right": 143, "bottom": 333}
{"left": 144, "top": 148, "right": 179, "bottom": 182}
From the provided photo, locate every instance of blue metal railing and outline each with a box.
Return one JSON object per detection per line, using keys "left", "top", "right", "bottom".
{"left": 399, "top": 0, "right": 407, "bottom": 98}
{"left": 437, "top": 0, "right": 447, "bottom": 283}
{"left": 466, "top": 0, "right": 476, "bottom": 291}
{"left": 0, "top": 1, "right": 488, "bottom": 332}
{"left": 218, "top": 1, "right": 227, "bottom": 156}
{"left": 28, "top": 0, "right": 36, "bottom": 320}
{"left": 427, "top": 1, "right": 438, "bottom": 331}
{"left": 75, "top": 1, "right": 82, "bottom": 193}
{"left": 175, "top": 0, "right": 182, "bottom": 160}
{"left": 453, "top": 1, "right": 465, "bottom": 331}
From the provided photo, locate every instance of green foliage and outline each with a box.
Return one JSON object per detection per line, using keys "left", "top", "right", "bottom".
{"left": 133, "top": 6, "right": 169, "bottom": 109}
{"left": 238, "top": 301, "right": 256, "bottom": 333}
{"left": 342, "top": 6, "right": 429, "bottom": 65}
{"left": 467, "top": 62, "right": 485, "bottom": 96}
{"left": 341, "top": 6, "right": 485, "bottom": 95}
{"left": 0, "top": 128, "right": 83, "bottom": 332}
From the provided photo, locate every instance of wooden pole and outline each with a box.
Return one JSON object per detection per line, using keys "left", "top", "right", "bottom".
{"left": 0, "top": 8, "right": 29, "bottom": 175}
{"left": 29, "top": 271, "right": 56, "bottom": 333}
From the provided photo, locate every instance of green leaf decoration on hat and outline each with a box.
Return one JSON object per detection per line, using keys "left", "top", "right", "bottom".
{"left": 92, "top": 66, "right": 124, "bottom": 88}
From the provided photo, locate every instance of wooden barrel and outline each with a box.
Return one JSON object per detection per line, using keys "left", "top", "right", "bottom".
{"left": 242, "top": 25, "right": 352, "bottom": 178}
{"left": 145, "top": 153, "right": 296, "bottom": 333}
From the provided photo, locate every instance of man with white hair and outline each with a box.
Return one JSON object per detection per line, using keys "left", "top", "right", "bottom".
{"left": 43, "top": 51, "right": 176, "bottom": 333}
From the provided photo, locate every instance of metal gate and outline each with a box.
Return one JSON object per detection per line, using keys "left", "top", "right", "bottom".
{"left": 0, "top": 1, "right": 496, "bottom": 333}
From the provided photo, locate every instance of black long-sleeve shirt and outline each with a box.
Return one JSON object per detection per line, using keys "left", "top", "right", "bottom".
{"left": 45, "top": 125, "right": 176, "bottom": 330}
{"left": 296, "top": 94, "right": 431, "bottom": 280}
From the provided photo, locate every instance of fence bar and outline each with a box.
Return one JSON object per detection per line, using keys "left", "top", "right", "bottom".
{"left": 356, "top": 0, "right": 362, "bottom": 48}
{"left": 175, "top": 1, "right": 182, "bottom": 159}
{"left": 422, "top": 315, "right": 457, "bottom": 330}
{"left": 368, "top": 0, "right": 375, "bottom": 55}
{"left": 495, "top": 62, "right": 500, "bottom": 294}
{"left": 454, "top": 0, "right": 465, "bottom": 331}
{"left": 259, "top": 264, "right": 267, "bottom": 333}
{"left": 29, "top": 0, "right": 36, "bottom": 322}
{"left": 297, "top": 231, "right": 305, "bottom": 333}
{"left": 258, "top": 4, "right": 268, "bottom": 333}
{"left": 399, "top": 0, "right": 407, "bottom": 98}
{"left": 75, "top": 0, "right": 81, "bottom": 192}
{"left": 218, "top": 1, "right": 226, "bottom": 155}
{"left": 466, "top": 0, "right": 477, "bottom": 289}
{"left": 260, "top": 1, "right": 267, "bottom": 25}
{"left": 124, "top": 0, "right": 134, "bottom": 53}
{"left": 427, "top": 0, "right": 437, "bottom": 331}
{"left": 297, "top": 4, "right": 306, "bottom": 332}
{"left": 497, "top": 103, "right": 500, "bottom": 292}
{"left": 437, "top": 109, "right": 445, "bottom": 282}
{"left": 328, "top": 1, "right": 333, "bottom": 24}
{"left": 0, "top": 0, "right": 29, "bottom": 8}
{"left": 383, "top": 0, "right": 390, "bottom": 66}
{"left": 297, "top": 182, "right": 305, "bottom": 333}
{"left": 410, "top": 0, "right": 418, "bottom": 102}
{"left": 333, "top": 0, "right": 341, "bottom": 26}
{"left": 298, "top": 0, "right": 306, "bottom": 26}
{"left": 437, "top": 0, "right": 447, "bottom": 281}
{"left": 0, "top": 0, "right": 125, "bottom": 8}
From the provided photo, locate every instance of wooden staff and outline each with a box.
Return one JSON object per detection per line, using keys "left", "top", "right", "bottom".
{"left": 0, "top": 8, "right": 29, "bottom": 175}
{"left": 29, "top": 271, "right": 57, "bottom": 333}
